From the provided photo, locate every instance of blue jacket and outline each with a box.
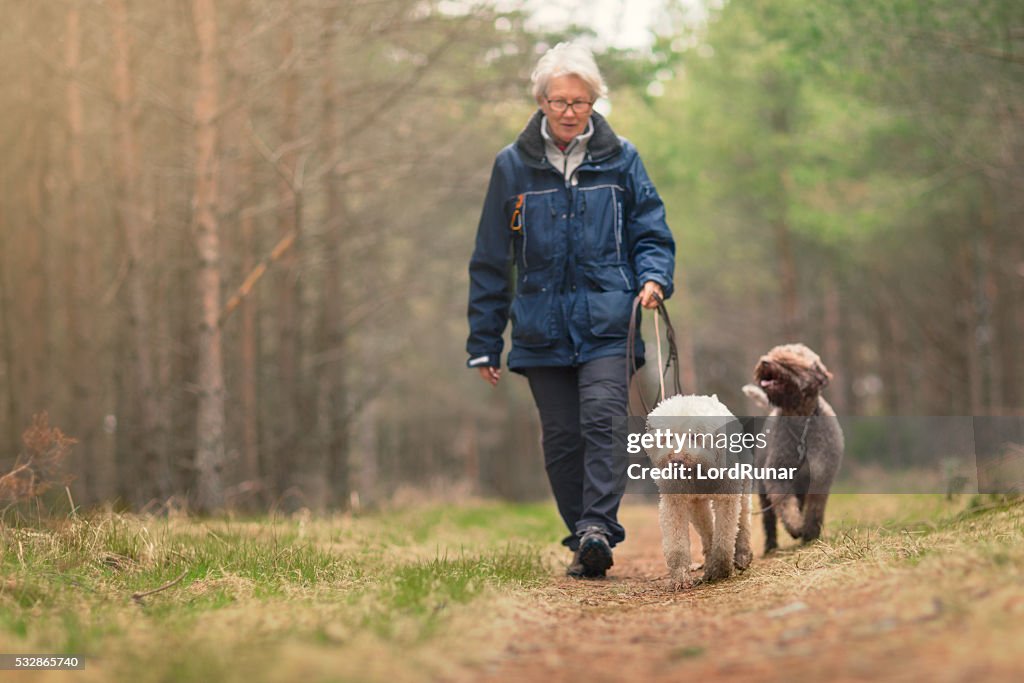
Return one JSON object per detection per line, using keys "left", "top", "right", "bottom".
{"left": 466, "top": 110, "right": 675, "bottom": 373}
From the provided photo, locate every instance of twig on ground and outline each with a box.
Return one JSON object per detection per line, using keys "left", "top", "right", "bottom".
{"left": 131, "top": 569, "right": 189, "bottom": 606}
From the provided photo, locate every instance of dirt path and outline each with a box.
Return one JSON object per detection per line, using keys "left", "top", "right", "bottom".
{"left": 452, "top": 502, "right": 1024, "bottom": 683}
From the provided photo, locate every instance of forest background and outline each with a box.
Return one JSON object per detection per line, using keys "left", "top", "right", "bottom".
{"left": 1, "top": 0, "right": 1021, "bottom": 512}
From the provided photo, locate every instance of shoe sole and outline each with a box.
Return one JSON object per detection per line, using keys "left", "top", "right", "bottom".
{"left": 578, "top": 537, "right": 613, "bottom": 577}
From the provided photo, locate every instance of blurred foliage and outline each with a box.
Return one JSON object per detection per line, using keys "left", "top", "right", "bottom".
{"left": 0, "top": 0, "right": 1021, "bottom": 509}
{"left": 613, "top": 0, "right": 1023, "bottom": 416}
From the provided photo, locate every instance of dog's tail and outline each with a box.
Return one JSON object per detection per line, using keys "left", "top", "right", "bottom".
{"left": 742, "top": 383, "right": 770, "bottom": 410}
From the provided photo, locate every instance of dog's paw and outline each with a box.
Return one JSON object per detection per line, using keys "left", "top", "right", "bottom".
{"left": 702, "top": 558, "right": 733, "bottom": 583}
{"left": 670, "top": 576, "right": 700, "bottom": 591}
{"left": 669, "top": 566, "right": 697, "bottom": 590}
{"left": 734, "top": 548, "right": 753, "bottom": 571}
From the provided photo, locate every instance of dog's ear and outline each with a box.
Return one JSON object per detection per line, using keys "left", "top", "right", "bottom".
{"left": 810, "top": 360, "right": 832, "bottom": 391}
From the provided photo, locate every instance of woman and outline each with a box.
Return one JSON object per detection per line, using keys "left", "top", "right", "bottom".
{"left": 466, "top": 42, "right": 675, "bottom": 578}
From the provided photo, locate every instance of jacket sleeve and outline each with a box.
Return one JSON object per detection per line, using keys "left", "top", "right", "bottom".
{"left": 624, "top": 148, "right": 676, "bottom": 299}
{"left": 466, "top": 155, "right": 514, "bottom": 368}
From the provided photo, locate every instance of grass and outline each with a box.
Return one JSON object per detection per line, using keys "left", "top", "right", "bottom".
{"left": 0, "top": 501, "right": 560, "bottom": 682}
{"left": 722, "top": 493, "right": 1024, "bottom": 634}
{"left": 0, "top": 495, "right": 1021, "bottom": 682}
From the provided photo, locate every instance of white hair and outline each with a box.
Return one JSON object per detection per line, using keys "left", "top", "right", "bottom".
{"left": 530, "top": 42, "right": 608, "bottom": 101}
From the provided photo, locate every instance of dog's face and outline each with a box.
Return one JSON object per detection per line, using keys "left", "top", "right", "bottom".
{"left": 754, "top": 343, "right": 832, "bottom": 411}
{"left": 645, "top": 394, "right": 734, "bottom": 470}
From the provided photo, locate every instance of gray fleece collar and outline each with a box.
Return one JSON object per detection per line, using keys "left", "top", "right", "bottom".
{"left": 540, "top": 116, "right": 594, "bottom": 150}
{"left": 515, "top": 109, "right": 622, "bottom": 165}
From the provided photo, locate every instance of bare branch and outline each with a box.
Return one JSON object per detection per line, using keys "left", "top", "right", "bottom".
{"left": 310, "top": 13, "right": 476, "bottom": 180}
{"left": 218, "top": 231, "right": 298, "bottom": 327}
{"left": 246, "top": 117, "right": 301, "bottom": 192}
{"left": 131, "top": 569, "right": 189, "bottom": 606}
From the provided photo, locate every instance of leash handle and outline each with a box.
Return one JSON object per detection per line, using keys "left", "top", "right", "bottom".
{"left": 653, "top": 310, "right": 665, "bottom": 403}
{"left": 626, "top": 292, "right": 683, "bottom": 416}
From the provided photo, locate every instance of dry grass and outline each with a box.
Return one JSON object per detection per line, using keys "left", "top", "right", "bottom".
{"left": 450, "top": 494, "right": 1024, "bottom": 683}
{"left": 0, "top": 501, "right": 559, "bottom": 682}
{"left": 0, "top": 495, "right": 1022, "bottom": 682}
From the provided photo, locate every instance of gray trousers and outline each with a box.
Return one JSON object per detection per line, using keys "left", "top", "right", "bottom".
{"left": 525, "top": 355, "right": 630, "bottom": 550}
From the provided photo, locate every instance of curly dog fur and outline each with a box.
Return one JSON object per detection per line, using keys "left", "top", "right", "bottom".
{"left": 645, "top": 394, "right": 753, "bottom": 589}
{"left": 745, "top": 343, "right": 844, "bottom": 553}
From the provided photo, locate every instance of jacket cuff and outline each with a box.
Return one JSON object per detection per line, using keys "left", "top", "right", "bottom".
{"left": 467, "top": 354, "right": 500, "bottom": 369}
{"left": 639, "top": 274, "right": 674, "bottom": 299}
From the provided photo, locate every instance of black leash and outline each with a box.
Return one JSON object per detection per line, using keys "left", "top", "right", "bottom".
{"left": 625, "top": 293, "right": 683, "bottom": 416}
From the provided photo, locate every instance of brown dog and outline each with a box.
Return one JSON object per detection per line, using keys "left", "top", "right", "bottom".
{"left": 744, "top": 343, "right": 843, "bottom": 552}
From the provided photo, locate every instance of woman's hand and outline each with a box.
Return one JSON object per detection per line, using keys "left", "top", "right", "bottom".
{"left": 639, "top": 280, "right": 664, "bottom": 309}
{"left": 477, "top": 366, "right": 501, "bottom": 387}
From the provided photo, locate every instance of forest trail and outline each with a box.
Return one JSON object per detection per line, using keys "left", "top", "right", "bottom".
{"left": 450, "top": 501, "right": 1024, "bottom": 683}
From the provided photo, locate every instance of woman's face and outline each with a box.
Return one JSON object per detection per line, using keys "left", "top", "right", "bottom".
{"left": 537, "top": 74, "right": 594, "bottom": 146}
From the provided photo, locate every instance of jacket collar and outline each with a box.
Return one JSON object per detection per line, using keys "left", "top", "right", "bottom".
{"left": 515, "top": 109, "right": 622, "bottom": 166}
{"left": 540, "top": 115, "right": 594, "bottom": 155}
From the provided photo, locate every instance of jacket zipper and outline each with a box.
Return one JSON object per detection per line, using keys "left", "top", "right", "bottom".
{"left": 522, "top": 194, "right": 528, "bottom": 269}
{"left": 614, "top": 193, "right": 630, "bottom": 288}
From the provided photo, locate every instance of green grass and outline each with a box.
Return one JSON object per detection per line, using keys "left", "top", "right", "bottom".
{"left": 0, "top": 496, "right": 1020, "bottom": 682}
{"left": 368, "top": 545, "right": 546, "bottom": 639}
{"left": 745, "top": 494, "right": 1024, "bottom": 598}
{"left": 0, "top": 501, "right": 559, "bottom": 682}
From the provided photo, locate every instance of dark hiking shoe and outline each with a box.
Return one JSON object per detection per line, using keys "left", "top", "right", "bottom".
{"left": 566, "top": 548, "right": 586, "bottom": 578}
{"left": 576, "top": 526, "right": 613, "bottom": 578}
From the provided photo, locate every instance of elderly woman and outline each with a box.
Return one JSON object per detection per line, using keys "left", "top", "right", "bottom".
{"left": 466, "top": 42, "right": 675, "bottom": 578}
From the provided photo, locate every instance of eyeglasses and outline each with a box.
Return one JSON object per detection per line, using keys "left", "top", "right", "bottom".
{"left": 545, "top": 98, "right": 594, "bottom": 114}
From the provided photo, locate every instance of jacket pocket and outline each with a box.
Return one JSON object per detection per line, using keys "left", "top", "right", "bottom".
{"left": 578, "top": 185, "right": 624, "bottom": 262}
{"left": 510, "top": 283, "right": 561, "bottom": 348}
{"left": 584, "top": 265, "right": 636, "bottom": 339}
{"left": 508, "top": 189, "right": 559, "bottom": 269}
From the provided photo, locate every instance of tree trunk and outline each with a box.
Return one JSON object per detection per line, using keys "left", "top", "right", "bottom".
{"left": 319, "top": 6, "right": 349, "bottom": 509}
{"left": 961, "top": 243, "right": 984, "bottom": 416}
{"left": 240, "top": 200, "right": 261, "bottom": 489}
{"left": 110, "top": 0, "right": 170, "bottom": 502}
{"left": 822, "top": 273, "right": 847, "bottom": 413}
{"left": 772, "top": 106, "right": 799, "bottom": 339}
{"left": 274, "top": 14, "right": 301, "bottom": 497}
{"left": 222, "top": 6, "right": 262, "bottom": 503}
{"left": 771, "top": 213, "right": 799, "bottom": 340}
{"left": 977, "top": 181, "right": 1001, "bottom": 413}
{"left": 668, "top": 268, "right": 698, "bottom": 394}
{"left": 63, "top": 2, "right": 102, "bottom": 502}
{"left": 998, "top": 235, "right": 1022, "bottom": 413}
{"left": 0, "top": 224, "right": 19, "bottom": 456}
{"left": 21, "top": 120, "right": 50, "bottom": 428}
{"left": 192, "top": 0, "right": 225, "bottom": 512}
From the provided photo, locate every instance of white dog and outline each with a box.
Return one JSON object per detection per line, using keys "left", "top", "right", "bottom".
{"left": 645, "top": 394, "right": 753, "bottom": 589}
